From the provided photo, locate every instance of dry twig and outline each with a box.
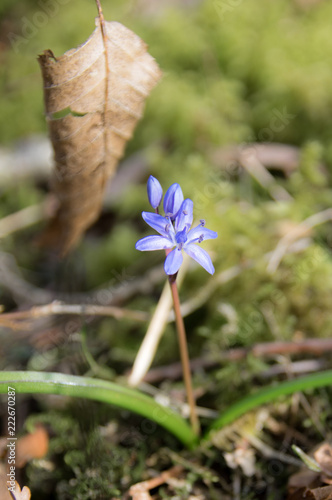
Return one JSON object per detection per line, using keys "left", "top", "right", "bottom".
{"left": 267, "top": 208, "right": 332, "bottom": 273}
{"left": 129, "top": 465, "right": 184, "bottom": 500}
{"left": 239, "top": 148, "right": 293, "bottom": 202}
{"left": 143, "top": 338, "right": 332, "bottom": 383}
{"left": 0, "top": 301, "right": 148, "bottom": 330}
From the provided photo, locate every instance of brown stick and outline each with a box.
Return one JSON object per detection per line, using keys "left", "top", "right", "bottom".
{"left": 129, "top": 465, "right": 183, "bottom": 499}
{"left": 143, "top": 338, "right": 332, "bottom": 383}
{"left": 0, "top": 301, "right": 148, "bottom": 330}
{"left": 169, "top": 275, "right": 200, "bottom": 436}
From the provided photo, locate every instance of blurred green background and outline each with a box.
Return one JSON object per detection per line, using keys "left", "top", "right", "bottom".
{"left": 1, "top": 0, "right": 332, "bottom": 349}
{"left": 2, "top": 0, "right": 332, "bottom": 149}
{"left": 1, "top": 1, "right": 332, "bottom": 497}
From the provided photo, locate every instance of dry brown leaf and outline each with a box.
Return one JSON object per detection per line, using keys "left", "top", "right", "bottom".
{"left": 288, "top": 443, "right": 332, "bottom": 499}
{"left": 315, "top": 443, "right": 332, "bottom": 477}
{"left": 288, "top": 485, "right": 332, "bottom": 500}
{"left": 0, "top": 469, "right": 12, "bottom": 500}
{"left": 0, "top": 468, "right": 31, "bottom": 500}
{"left": 9, "top": 483, "right": 31, "bottom": 500}
{"left": 38, "top": 17, "right": 161, "bottom": 254}
{"left": 15, "top": 425, "right": 49, "bottom": 468}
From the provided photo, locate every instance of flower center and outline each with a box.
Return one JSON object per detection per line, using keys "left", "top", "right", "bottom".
{"left": 176, "top": 228, "right": 188, "bottom": 247}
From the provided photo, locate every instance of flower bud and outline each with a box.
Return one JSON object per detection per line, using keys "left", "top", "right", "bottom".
{"left": 147, "top": 175, "right": 163, "bottom": 209}
{"left": 163, "top": 183, "right": 184, "bottom": 219}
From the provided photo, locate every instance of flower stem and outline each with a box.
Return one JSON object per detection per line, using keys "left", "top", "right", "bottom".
{"left": 168, "top": 273, "right": 200, "bottom": 436}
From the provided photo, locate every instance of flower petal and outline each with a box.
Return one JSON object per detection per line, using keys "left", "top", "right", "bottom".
{"left": 175, "top": 198, "right": 193, "bottom": 232}
{"left": 147, "top": 175, "right": 163, "bottom": 209}
{"left": 187, "top": 225, "right": 218, "bottom": 243}
{"left": 164, "top": 248, "right": 183, "bottom": 275}
{"left": 136, "top": 235, "right": 174, "bottom": 251}
{"left": 163, "top": 183, "right": 184, "bottom": 219}
{"left": 142, "top": 212, "right": 173, "bottom": 239}
{"left": 184, "top": 243, "right": 215, "bottom": 274}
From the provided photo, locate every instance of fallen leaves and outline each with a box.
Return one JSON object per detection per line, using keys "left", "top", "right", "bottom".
{"left": 0, "top": 468, "right": 31, "bottom": 500}
{"left": 288, "top": 443, "right": 332, "bottom": 500}
{"left": 39, "top": 17, "right": 161, "bottom": 254}
{"left": 0, "top": 425, "right": 48, "bottom": 499}
{"left": 15, "top": 425, "right": 49, "bottom": 468}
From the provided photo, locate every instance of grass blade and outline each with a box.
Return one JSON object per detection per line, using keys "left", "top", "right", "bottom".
{"left": 205, "top": 370, "right": 332, "bottom": 440}
{"left": 0, "top": 371, "right": 198, "bottom": 448}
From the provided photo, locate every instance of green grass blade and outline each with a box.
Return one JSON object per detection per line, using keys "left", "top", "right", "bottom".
{"left": 0, "top": 371, "right": 198, "bottom": 448}
{"left": 205, "top": 370, "right": 332, "bottom": 440}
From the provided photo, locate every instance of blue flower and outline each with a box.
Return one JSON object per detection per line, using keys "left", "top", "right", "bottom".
{"left": 163, "top": 183, "right": 184, "bottom": 220}
{"left": 136, "top": 180, "right": 218, "bottom": 275}
{"left": 147, "top": 175, "right": 163, "bottom": 209}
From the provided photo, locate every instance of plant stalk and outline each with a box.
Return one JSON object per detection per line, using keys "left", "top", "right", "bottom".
{"left": 168, "top": 273, "right": 200, "bottom": 436}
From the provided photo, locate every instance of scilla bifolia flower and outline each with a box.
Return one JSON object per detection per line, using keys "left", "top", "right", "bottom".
{"left": 136, "top": 177, "right": 218, "bottom": 275}
{"left": 135, "top": 175, "right": 217, "bottom": 435}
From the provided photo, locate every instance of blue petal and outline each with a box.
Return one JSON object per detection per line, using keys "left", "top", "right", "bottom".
{"left": 163, "top": 183, "right": 184, "bottom": 219}
{"left": 147, "top": 175, "right": 163, "bottom": 209}
{"left": 164, "top": 248, "right": 183, "bottom": 275}
{"left": 183, "top": 244, "right": 215, "bottom": 274}
{"left": 142, "top": 212, "right": 174, "bottom": 239}
{"left": 136, "top": 235, "right": 174, "bottom": 251}
{"left": 175, "top": 198, "right": 193, "bottom": 232}
{"left": 187, "top": 225, "right": 218, "bottom": 243}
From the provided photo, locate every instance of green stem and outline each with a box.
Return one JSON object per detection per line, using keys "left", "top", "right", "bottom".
{"left": 0, "top": 371, "right": 198, "bottom": 449}
{"left": 204, "top": 369, "right": 332, "bottom": 440}
{"left": 80, "top": 328, "right": 114, "bottom": 380}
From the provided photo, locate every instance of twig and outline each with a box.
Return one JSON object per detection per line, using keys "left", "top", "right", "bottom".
{"left": 0, "top": 197, "right": 56, "bottom": 239}
{"left": 210, "top": 143, "right": 302, "bottom": 177}
{"left": 244, "top": 432, "right": 302, "bottom": 466}
{"left": 0, "top": 301, "right": 148, "bottom": 330}
{"left": 267, "top": 208, "right": 332, "bottom": 273}
{"left": 143, "top": 338, "right": 332, "bottom": 383}
{"left": 0, "top": 249, "right": 165, "bottom": 306}
{"left": 0, "top": 251, "right": 53, "bottom": 305}
{"left": 239, "top": 148, "right": 293, "bottom": 202}
{"left": 129, "top": 465, "right": 184, "bottom": 500}
{"left": 259, "top": 358, "right": 328, "bottom": 378}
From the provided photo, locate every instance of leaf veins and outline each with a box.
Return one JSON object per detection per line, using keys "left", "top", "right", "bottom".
{"left": 38, "top": 19, "right": 162, "bottom": 254}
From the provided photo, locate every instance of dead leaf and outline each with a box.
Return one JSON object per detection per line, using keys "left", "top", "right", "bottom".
{"left": 288, "top": 443, "right": 332, "bottom": 499}
{"left": 315, "top": 443, "right": 332, "bottom": 477}
{"left": 288, "top": 469, "right": 321, "bottom": 491}
{"left": 38, "top": 18, "right": 161, "bottom": 254}
{"left": 9, "top": 483, "right": 31, "bottom": 500}
{"left": 15, "top": 425, "right": 49, "bottom": 468}
{"left": 0, "top": 468, "right": 31, "bottom": 500}
{"left": 288, "top": 485, "right": 332, "bottom": 500}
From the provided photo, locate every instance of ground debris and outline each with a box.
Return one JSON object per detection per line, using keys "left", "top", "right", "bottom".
{"left": 128, "top": 465, "right": 184, "bottom": 499}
